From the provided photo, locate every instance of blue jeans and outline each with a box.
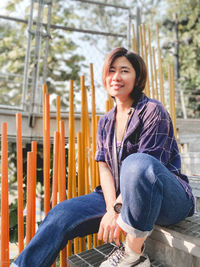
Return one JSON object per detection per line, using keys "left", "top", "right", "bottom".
{"left": 12, "top": 153, "right": 194, "bottom": 267}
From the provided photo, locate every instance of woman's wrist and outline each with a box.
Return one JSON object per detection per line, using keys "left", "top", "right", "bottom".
{"left": 106, "top": 203, "right": 116, "bottom": 212}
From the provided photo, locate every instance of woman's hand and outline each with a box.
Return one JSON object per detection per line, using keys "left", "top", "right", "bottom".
{"left": 98, "top": 209, "right": 121, "bottom": 246}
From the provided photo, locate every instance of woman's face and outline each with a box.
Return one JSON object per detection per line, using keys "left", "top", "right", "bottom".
{"left": 105, "top": 56, "right": 136, "bottom": 101}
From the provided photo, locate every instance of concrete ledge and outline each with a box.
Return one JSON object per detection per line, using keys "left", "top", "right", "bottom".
{"left": 189, "top": 176, "right": 200, "bottom": 212}
{"left": 146, "top": 213, "right": 200, "bottom": 267}
{"left": 151, "top": 216, "right": 200, "bottom": 257}
{"left": 181, "top": 153, "right": 200, "bottom": 176}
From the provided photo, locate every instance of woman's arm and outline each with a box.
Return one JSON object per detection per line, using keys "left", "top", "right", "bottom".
{"left": 99, "top": 161, "right": 116, "bottom": 210}
{"left": 98, "top": 161, "right": 122, "bottom": 246}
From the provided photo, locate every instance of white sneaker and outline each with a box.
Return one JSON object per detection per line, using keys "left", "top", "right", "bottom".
{"left": 100, "top": 243, "right": 150, "bottom": 267}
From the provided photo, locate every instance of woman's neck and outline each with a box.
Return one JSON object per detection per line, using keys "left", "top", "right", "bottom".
{"left": 115, "top": 98, "right": 134, "bottom": 114}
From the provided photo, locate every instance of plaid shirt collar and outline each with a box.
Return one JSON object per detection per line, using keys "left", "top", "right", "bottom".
{"left": 104, "top": 93, "right": 148, "bottom": 142}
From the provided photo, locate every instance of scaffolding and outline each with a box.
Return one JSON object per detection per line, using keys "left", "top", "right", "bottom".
{"left": 0, "top": 1, "right": 141, "bottom": 124}
{"left": 23, "top": 0, "right": 52, "bottom": 126}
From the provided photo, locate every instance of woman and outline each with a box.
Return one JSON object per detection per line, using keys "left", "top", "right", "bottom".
{"left": 11, "top": 47, "right": 194, "bottom": 267}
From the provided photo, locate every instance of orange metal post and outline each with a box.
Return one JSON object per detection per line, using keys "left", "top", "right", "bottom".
{"left": 139, "top": 25, "right": 144, "bottom": 59}
{"left": 168, "top": 65, "right": 177, "bottom": 139}
{"left": 56, "top": 96, "right": 61, "bottom": 132}
{"left": 93, "top": 115, "right": 100, "bottom": 247}
{"left": 59, "top": 121, "right": 66, "bottom": 202}
{"left": 26, "top": 151, "right": 34, "bottom": 245}
{"left": 95, "top": 116, "right": 100, "bottom": 187}
{"left": 16, "top": 113, "right": 24, "bottom": 253}
{"left": 152, "top": 47, "right": 159, "bottom": 100}
{"left": 43, "top": 85, "right": 47, "bottom": 213}
{"left": 1, "top": 122, "right": 9, "bottom": 267}
{"left": 31, "top": 141, "right": 37, "bottom": 237}
{"left": 52, "top": 131, "right": 59, "bottom": 208}
{"left": 81, "top": 77, "right": 92, "bottom": 250}
{"left": 44, "top": 93, "right": 51, "bottom": 215}
{"left": 91, "top": 64, "right": 100, "bottom": 251}
{"left": 156, "top": 24, "right": 165, "bottom": 106}
{"left": 77, "top": 132, "right": 84, "bottom": 197}
{"left": 148, "top": 28, "right": 155, "bottom": 99}
{"left": 59, "top": 120, "right": 67, "bottom": 267}
{"left": 142, "top": 24, "right": 150, "bottom": 98}
{"left": 56, "top": 96, "right": 61, "bottom": 208}
{"left": 51, "top": 131, "right": 59, "bottom": 267}
{"left": 139, "top": 25, "right": 145, "bottom": 95}
{"left": 91, "top": 63, "right": 97, "bottom": 192}
{"left": 68, "top": 80, "right": 74, "bottom": 200}
{"left": 77, "top": 132, "right": 86, "bottom": 252}
{"left": 68, "top": 80, "right": 79, "bottom": 254}
{"left": 80, "top": 77, "right": 86, "bottom": 197}
{"left": 132, "top": 24, "right": 138, "bottom": 52}
{"left": 109, "top": 97, "right": 114, "bottom": 110}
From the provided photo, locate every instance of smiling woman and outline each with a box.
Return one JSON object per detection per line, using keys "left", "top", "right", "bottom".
{"left": 102, "top": 47, "right": 147, "bottom": 102}
{"left": 11, "top": 47, "right": 194, "bottom": 267}
{"left": 105, "top": 56, "right": 136, "bottom": 100}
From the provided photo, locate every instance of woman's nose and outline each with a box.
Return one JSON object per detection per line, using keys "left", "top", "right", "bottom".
{"left": 112, "top": 72, "right": 121, "bottom": 81}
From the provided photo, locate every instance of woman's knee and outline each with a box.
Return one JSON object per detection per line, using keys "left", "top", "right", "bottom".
{"left": 121, "top": 153, "right": 156, "bottom": 175}
{"left": 120, "top": 153, "right": 158, "bottom": 187}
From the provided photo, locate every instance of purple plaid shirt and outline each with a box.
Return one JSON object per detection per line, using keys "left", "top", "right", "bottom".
{"left": 95, "top": 94, "right": 194, "bottom": 200}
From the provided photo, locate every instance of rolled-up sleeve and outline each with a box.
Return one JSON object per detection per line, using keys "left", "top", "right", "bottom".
{"left": 95, "top": 117, "right": 106, "bottom": 162}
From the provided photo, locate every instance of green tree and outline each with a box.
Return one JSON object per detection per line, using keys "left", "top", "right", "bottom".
{"left": 161, "top": 0, "right": 200, "bottom": 118}
{"left": 0, "top": 0, "right": 86, "bottom": 109}
{"left": 0, "top": 21, "right": 26, "bottom": 106}
{"left": 74, "top": 0, "right": 162, "bottom": 55}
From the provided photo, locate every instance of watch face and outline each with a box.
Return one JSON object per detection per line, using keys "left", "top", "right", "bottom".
{"left": 114, "top": 203, "right": 122, "bottom": 214}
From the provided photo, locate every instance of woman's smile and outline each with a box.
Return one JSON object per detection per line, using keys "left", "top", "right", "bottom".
{"left": 111, "top": 83, "right": 123, "bottom": 90}
{"left": 106, "top": 56, "right": 136, "bottom": 100}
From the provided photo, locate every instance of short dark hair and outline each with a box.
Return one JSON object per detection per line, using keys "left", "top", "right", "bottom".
{"left": 102, "top": 47, "right": 147, "bottom": 99}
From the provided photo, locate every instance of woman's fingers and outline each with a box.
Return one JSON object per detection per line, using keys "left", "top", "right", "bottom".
{"left": 100, "top": 224, "right": 120, "bottom": 244}
{"left": 103, "top": 225, "right": 110, "bottom": 242}
{"left": 98, "top": 211, "right": 121, "bottom": 244}
{"left": 108, "top": 227, "right": 115, "bottom": 243}
{"left": 114, "top": 225, "right": 121, "bottom": 246}
{"left": 98, "top": 222, "right": 104, "bottom": 240}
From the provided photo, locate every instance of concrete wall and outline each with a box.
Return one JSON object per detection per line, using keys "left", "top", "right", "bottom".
{"left": 0, "top": 110, "right": 200, "bottom": 150}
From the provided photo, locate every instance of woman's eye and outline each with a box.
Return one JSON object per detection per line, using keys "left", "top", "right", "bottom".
{"left": 109, "top": 69, "right": 115, "bottom": 73}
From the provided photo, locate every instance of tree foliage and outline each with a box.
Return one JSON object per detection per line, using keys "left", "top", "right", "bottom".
{"left": 161, "top": 0, "right": 200, "bottom": 117}
{"left": 74, "top": 0, "right": 162, "bottom": 55}
{"left": 0, "top": 21, "right": 27, "bottom": 106}
{"left": 0, "top": 0, "right": 86, "bottom": 109}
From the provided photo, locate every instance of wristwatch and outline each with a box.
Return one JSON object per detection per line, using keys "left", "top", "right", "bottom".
{"left": 113, "top": 203, "right": 122, "bottom": 214}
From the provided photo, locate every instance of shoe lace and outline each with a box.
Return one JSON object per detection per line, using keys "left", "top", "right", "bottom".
{"left": 106, "top": 244, "right": 125, "bottom": 266}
